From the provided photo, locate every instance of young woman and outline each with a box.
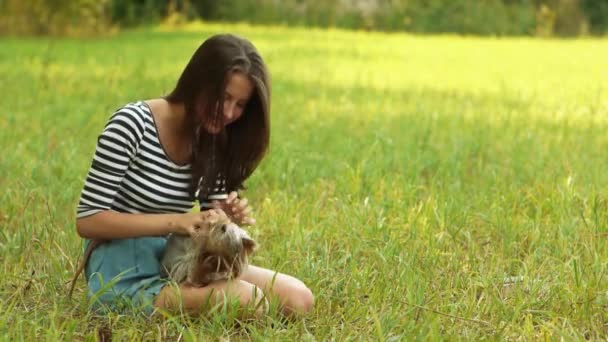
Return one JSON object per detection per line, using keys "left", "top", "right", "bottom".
{"left": 75, "top": 33, "right": 314, "bottom": 317}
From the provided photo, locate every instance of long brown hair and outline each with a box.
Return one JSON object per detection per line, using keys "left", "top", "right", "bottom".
{"left": 165, "top": 34, "right": 271, "bottom": 201}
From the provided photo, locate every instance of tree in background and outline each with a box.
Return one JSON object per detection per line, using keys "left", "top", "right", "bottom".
{"left": 1, "top": 0, "right": 607, "bottom": 37}
{"left": 581, "top": 0, "right": 608, "bottom": 34}
{"left": 108, "top": 0, "right": 167, "bottom": 27}
{"left": 0, "top": 0, "right": 111, "bottom": 36}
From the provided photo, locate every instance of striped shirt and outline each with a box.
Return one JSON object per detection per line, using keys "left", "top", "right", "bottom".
{"left": 76, "top": 101, "right": 225, "bottom": 219}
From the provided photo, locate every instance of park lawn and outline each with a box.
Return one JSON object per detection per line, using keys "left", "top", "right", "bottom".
{"left": 1, "top": 21, "right": 608, "bottom": 339}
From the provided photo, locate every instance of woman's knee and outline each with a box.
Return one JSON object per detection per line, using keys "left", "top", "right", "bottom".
{"left": 222, "top": 280, "right": 268, "bottom": 317}
{"left": 247, "top": 284, "right": 269, "bottom": 318}
{"left": 154, "top": 280, "right": 268, "bottom": 317}
{"left": 194, "top": 280, "right": 268, "bottom": 318}
{"left": 281, "top": 279, "right": 314, "bottom": 315}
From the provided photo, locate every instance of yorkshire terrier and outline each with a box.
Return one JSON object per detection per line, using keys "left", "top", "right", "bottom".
{"left": 161, "top": 212, "right": 257, "bottom": 286}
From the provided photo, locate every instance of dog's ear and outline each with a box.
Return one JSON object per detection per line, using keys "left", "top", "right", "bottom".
{"left": 242, "top": 236, "right": 257, "bottom": 255}
{"left": 236, "top": 227, "right": 257, "bottom": 255}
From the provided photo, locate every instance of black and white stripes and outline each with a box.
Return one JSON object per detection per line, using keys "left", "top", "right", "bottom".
{"left": 77, "top": 101, "right": 225, "bottom": 219}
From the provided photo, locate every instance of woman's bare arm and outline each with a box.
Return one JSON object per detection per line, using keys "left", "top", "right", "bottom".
{"left": 76, "top": 209, "right": 225, "bottom": 240}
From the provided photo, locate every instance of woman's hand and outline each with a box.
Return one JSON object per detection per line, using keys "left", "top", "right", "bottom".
{"left": 213, "top": 191, "right": 255, "bottom": 226}
{"left": 171, "top": 209, "right": 227, "bottom": 236}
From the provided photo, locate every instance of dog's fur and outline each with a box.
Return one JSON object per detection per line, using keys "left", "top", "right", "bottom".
{"left": 161, "top": 215, "right": 257, "bottom": 286}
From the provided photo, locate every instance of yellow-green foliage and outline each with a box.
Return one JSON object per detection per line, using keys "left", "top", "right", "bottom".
{"left": 0, "top": 0, "right": 112, "bottom": 36}
{"left": 2, "top": 0, "right": 605, "bottom": 37}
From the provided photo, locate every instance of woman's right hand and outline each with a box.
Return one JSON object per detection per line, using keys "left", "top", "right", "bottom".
{"left": 171, "top": 209, "right": 227, "bottom": 236}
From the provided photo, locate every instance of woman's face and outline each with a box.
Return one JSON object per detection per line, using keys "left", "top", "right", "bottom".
{"left": 204, "top": 71, "right": 254, "bottom": 134}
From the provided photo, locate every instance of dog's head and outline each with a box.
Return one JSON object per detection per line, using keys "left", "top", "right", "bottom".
{"left": 188, "top": 213, "right": 257, "bottom": 285}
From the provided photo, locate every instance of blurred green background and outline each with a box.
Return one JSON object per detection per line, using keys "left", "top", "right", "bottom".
{"left": 1, "top": 0, "right": 608, "bottom": 37}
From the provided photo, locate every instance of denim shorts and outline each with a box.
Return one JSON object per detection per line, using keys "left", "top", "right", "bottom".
{"left": 85, "top": 236, "right": 169, "bottom": 315}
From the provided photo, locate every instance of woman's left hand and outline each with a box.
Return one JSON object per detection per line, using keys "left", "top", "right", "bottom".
{"left": 213, "top": 191, "right": 256, "bottom": 226}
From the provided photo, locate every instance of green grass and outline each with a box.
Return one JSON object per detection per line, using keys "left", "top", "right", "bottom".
{"left": 1, "top": 21, "right": 608, "bottom": 339}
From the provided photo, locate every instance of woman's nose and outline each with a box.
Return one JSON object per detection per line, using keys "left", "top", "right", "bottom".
{"left": 224, "top": 102, "right": 235, "bottom": 120}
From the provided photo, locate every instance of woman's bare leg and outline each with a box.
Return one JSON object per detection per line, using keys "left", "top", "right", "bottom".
{"left": 240, "top": 265, "right": 314, "bottom": 316}
{"left": 154, "top": 280, "right": 268, "bottom": 318}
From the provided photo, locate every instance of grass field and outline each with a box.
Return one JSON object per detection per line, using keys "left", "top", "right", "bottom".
{"left": 1, "top": 22, "right": 608, "bottom": 339}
